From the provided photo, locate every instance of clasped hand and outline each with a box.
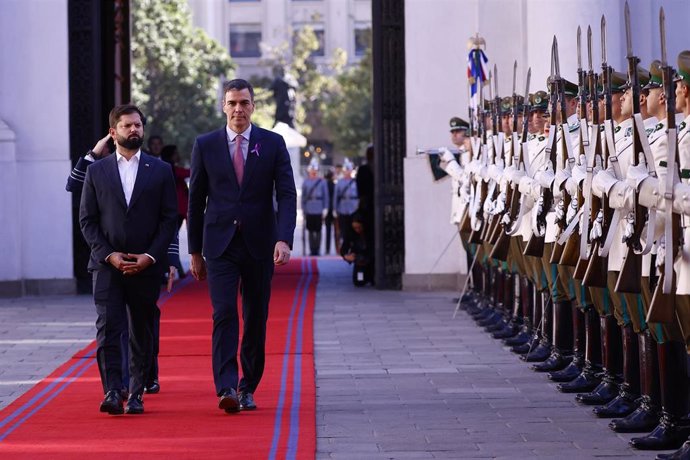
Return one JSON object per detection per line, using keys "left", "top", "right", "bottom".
{"left": 109, "top": 252, "right": 152, "bottom": 275}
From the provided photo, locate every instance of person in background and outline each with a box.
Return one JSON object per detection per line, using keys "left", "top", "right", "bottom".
{"left": 323, "top": 169, "right": 336, "bottom": 255}
{"left": 301, "top": 159, "right": 329, "bottom": 256}
{"left": 333, "top": 158, "right": 359, "bottom": 253}
{"left": 340, "top": 213, "right": 373, "bottom": 287}
{"left": 161, "top": 144, "right": 190, "bottom": 278}
{"left": 147, "top": 135, "right": 164, "bottom": 158}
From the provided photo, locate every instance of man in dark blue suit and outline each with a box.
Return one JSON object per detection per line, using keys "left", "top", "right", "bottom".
{"left": 80, "top": 104, "right": 178, "bottom": 415}
{"left": 188, "top": 79, "right": 297, "bottom": 413}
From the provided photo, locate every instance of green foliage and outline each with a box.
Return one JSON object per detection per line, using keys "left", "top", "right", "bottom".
{"left": 322, "top": 48, "right": 373, "bottom": 158}
{"left": 131, "top": 0, "right": 234, "bottom": 159}
{"left": 258, "top": 25, "right": 371, "bottom": 160}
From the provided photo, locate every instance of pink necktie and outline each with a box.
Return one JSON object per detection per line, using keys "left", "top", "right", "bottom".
{"left": 233, "top": 135, "right": 244, "bottom": 185}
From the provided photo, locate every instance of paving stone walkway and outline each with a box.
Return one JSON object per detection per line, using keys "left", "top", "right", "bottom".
{"left": 314, "top": 258, "right": 659, "bottom": 459}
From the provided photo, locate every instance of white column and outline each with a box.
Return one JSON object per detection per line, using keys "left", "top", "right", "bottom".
{"left": 0, "top": 0, "right": 74, "bottom": 295}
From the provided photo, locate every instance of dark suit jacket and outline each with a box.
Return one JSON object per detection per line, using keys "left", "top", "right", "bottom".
{"left": 79, "top": 152, "right": 178, "bottom": 275}
{"left": 188, "top": 124, "right": 297, "bottom": 260}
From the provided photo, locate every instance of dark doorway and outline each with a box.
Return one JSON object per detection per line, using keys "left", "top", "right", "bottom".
{"left": 68, "top": 0, "right": 130, "bottom": 293}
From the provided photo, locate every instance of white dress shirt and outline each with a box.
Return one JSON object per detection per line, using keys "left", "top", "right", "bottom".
{"left": 116, "top": 150, "right": 141, "bottom": 206}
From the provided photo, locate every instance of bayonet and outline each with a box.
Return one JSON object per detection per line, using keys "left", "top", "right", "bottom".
{"left": 512, "top": 60, "right": 517, "bottom": 96}
{"left": 587, "top": 26, "right": 593, "bottom": 72}
{"left": 625, "top": 1, "right": 632, "bottom": 58}
{"left": 600, "top": 16, "right": 607, "bottom": 67}
{"left": 660, "top": 7, "right": 667, "bottom": 66}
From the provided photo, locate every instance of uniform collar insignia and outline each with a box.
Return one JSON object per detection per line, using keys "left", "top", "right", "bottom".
{"left": 680, "top": 121, "right": 687, "bottom": 131}
{"left": 614, "top": 125, "right": 621, "bottom": 133}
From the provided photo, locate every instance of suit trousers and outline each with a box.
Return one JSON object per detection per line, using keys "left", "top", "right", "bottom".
{"left": 93, "top": 268, "right": 159, "bottom": 396}
{"left": 206, "top": 231, "right": 274, "bottom": 396}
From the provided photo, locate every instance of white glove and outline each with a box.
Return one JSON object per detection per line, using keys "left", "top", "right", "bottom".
{"left": 592, "top": 169, "right": 618, "bottom": 197}
{"left": 536, "top": 168, "right": 555, "bottom": 189}
{"left": 322, "top": 209, "right": 328, "bottom": 219}
{"left": 493, "top": 192, "right": 507, "bottom": 215}
{"left": 626, "top": 162, "right": 650, "bottom": 191}
{"left": 333, "top": 211, "right": 338, "bottom": 218}
{"left": 555, "top": 198, "right": 566, "bottom": 222}
{"left": 440, "top": 147, "right": 455, "bottom": 163}
{"left": 565, "top": 177, "right": 579, "bottom": 197}
{"left": 487, "top": 164, "right": 503, "bottom": 181}
{"left": 518, "top": 176, "right": 533, "bottom": 195}
{"left": 590, "top": 210, "right": 604, "bottom": 241}
{"left": 571, "top": 160, "right": 587, "bottom": 185}
{"left": 554, "top": 168, "right": 572, "bottom": 189}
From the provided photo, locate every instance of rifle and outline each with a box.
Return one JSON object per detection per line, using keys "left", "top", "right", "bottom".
{"left": 561, "top": 26, "right": 588, "bottom": 268}
{"left": 648, "top": 6, "right": 680, "bottom": 323}
{"left": 579, "top": 24, "right": 607, "bottom": 287}
{"left": 483, "top": 65, "right": 504, "bottom": 245}
{"left": 491, "top": 63, "right": 530, "bottom": 261}
{"left": 524, "top": 38, "right": 559, "bottom": 258}
{"left": 549, "top": 37, "right": 573, "bottom": 264}
{"left": 468, "top": 71, "right": 488, "bottom": 244}
{"left": 615, "top": 1, "right": 646, "bottom": 294}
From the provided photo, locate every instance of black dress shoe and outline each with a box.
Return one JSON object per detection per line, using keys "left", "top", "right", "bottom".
{"left": 630, "top": 414, "right": 690, "bottom": 450}
{"left": 576, "top": 379, "right": 619, "bottom": 405}
{"left": 609, "top": 398, "right": 660, "bottom": 433}
{"left": 531, "top": 352, "right": 570, "bottom": 372}
{"left": 219, "top": 389, "right": 240, "bottom": 413}
{"left": 145, "top": 380, "right": 160, "bottom": 394}
{"left": 593, "top": 392, "right": 639, "bottom": 418}
{"left": 557, "top": 370, "right": 600, "bottom": 393}
{"left": 656, "top": 440, "right": 690, "bottom": 459}
{"left": 548, "top": 360, "right": 582, "bottom": 382}
{"left": 100, "top": 390, "right": 124, "bottom": 415}
{"left": 239, "top": 392, "right": 257, "bottom": 411}
{"left": 521, "top": 342, "right": 551, "bottom": 362}
{"left": 504, "top": 330, "right": 530, "bottom": 347}
{"left": 125, "top": 393, "right": 144, "bottom": 414}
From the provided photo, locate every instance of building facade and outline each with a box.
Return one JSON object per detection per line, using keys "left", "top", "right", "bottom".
{"left": 187, "top": 0, "right": 372, "bottom": 78}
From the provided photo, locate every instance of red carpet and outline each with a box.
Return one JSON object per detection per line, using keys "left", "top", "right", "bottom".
{"left": 0, "top": 258, "right": 317, "bottom": 459}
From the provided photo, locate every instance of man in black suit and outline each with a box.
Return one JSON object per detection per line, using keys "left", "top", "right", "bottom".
{"left": 80, "top": 104, "right": 177, "bottom": 415}
{"left": 188, "top": 79, "right": 297, "bottom": 414}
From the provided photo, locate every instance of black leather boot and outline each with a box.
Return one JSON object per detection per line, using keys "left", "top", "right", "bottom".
{"left": 522, "top": 293, "right": 552, "bottom": 362}
{"left": 557, "top": 306, "right": 602, "bottom": 392}
{"left": 532, "top": 300, "right": 573, "bottom": 372}
{"left": 609, "top": 395, "right": 660, "bottom": 432}
{"left": 630, "top": 341, "right": 690, "bottom": 450}
{"left": 611, "top": 329, "right": 662, "bottom": 432}
{"left": 549, "top": 305, "right": 585, "bottom": 381}
{"left": 656, "top": 440, "right": 690, "bottom": 459}
{"left": 593, "top": 323, "right": 640, "bottom": 417}
{"left": 576, "top": 316, "right": 622, "bottom": 405}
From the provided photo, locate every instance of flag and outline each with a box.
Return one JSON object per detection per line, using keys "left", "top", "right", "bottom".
{"left": 467, "top": 48, "right": 489, "bottom": 111}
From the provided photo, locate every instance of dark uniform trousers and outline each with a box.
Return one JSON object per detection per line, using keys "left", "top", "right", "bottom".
{"left": 93, "top": 267, "right": 159, "bottom": 396}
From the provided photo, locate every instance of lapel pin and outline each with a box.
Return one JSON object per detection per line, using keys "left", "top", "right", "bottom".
{"left": 145, "top": 163, "right": 150, "bottom": 167}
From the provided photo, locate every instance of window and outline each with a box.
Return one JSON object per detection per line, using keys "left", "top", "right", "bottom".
{"left": 354, "top": 26, "right": 371, "bottom": 57}
{"left": 229, "top": 24, "right": 262, "bottom": 58}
